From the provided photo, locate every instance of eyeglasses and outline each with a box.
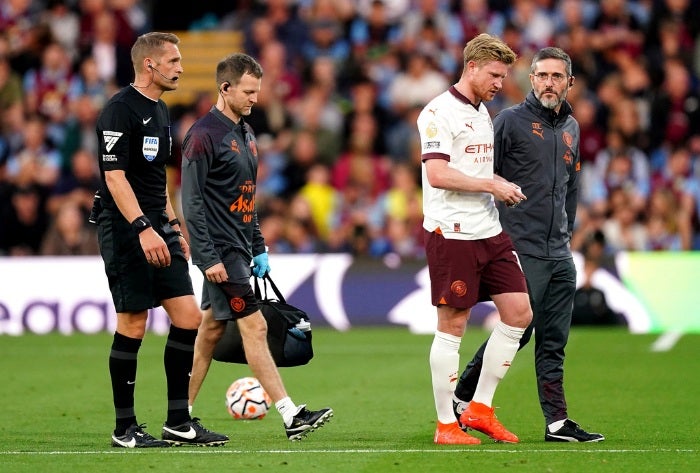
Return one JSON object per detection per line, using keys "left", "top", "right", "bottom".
{"left": 532, "top": 72, "right": 567, "bottom": 84}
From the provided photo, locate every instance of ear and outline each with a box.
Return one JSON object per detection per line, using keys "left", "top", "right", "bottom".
{"left": 568, "top": 76, "right": 575, "bottom": 88}
{"left": 221, "top": 82, "right": 230, "bottom": 93}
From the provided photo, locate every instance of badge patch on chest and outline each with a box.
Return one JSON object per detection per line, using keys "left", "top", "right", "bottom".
{"left": 142, "top": 136, "right": 159, "bottom": 161}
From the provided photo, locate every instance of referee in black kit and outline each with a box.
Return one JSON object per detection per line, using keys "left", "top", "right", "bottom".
{"left": 94, "top": 32, "right": 227, "bottom": 448}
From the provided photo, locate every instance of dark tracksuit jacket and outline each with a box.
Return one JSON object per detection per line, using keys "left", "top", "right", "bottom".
{"left": 180, "top": 107, "right": 266, "bottom": 273}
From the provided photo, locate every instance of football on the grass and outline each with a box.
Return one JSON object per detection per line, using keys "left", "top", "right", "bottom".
{"left": 225, "top": 377, "right": 271, "bottom": 420}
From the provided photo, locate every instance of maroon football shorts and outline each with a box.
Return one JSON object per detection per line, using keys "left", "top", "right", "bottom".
{"left": 423, "top": 229, "right": 528, "bottom": 309}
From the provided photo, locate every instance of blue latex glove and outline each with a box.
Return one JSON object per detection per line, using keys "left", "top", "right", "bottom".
{"left": 252, "top": 252, "right": 270, "bottom": 278}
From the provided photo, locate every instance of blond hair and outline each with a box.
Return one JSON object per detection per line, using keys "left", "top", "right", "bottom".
{"left": 130, "top": 32, "right": 180, "bottom": 67}
{"left": 462, "top": 33, "right": 517, "bottom": 68}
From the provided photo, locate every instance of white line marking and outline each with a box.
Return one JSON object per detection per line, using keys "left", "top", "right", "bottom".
{"left": 1, "top": 448, "right": 697, "bottom": 455}
{"left": 651, "top": 332, "right": 683, "bottom": 352}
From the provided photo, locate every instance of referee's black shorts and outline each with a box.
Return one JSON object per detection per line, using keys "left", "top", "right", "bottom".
{"left": 97, "top": 209, "right": 194, "bottom": 313}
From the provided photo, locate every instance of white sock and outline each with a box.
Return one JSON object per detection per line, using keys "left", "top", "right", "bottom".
{"left": 548, "top": 419, "right": 566, "bottom": 432}
{"left": 275, "top": 396, "right": 298, "bottom": 427}
{"left": 472, "top": 321, "right": 524, "bottom": 407}
{"left": 429, "top": 331, "right": 462, "bottom": 423}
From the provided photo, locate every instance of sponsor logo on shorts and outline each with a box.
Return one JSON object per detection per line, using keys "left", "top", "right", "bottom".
{"left": 451, "top": 280, "right": 467, "bottom": 297}
{"left": 230, "top": 297, "right": 246, "bottom": 312}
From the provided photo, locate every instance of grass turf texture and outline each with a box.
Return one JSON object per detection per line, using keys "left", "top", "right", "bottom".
{"left": 2, "top": 327, "right": 699, "bottom": 473}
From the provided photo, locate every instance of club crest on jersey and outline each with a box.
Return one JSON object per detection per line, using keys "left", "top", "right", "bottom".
{"left": 231, "top": 140, "right": 240, "bottom": 153}
{"left": 249, "top": 139, "right": 258, "bottom": 157}
{"left": 142, "top": 136, "right": 159, "bottom": 161}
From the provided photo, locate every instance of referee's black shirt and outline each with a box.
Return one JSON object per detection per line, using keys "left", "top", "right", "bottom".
{"left": 95, "top": 86, "right": 172, "bottom": 213}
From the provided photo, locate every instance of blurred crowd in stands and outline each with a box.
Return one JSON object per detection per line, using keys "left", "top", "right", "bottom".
{"left": 1, "top": 0, "right": 700, "bottom": 262}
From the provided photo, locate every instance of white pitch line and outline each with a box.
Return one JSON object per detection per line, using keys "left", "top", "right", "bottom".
{"left": 1, "top": 448, "right": 697, "bottom": 455}
{"left": 651, "top": 331, "right": 683, "bottom": 352}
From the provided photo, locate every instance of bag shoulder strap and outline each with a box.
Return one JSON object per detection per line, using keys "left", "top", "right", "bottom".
{"left": 253, "top": 273, "right": 286, "bottom": 303}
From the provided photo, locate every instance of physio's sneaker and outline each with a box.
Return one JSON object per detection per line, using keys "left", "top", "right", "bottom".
{"left": 285, "top": 405, "right": 333, "bottom": 441}
{"left": 162, "top": 417, "right": 229, "bottom": 446}
{"left": 459, "top": 401, "right": 519, "bottom": 443}
{"left": 452, "top": 398, "right": 469, "bottom": 431}
{"left": 111, "top": 423, "right": 170, "bottom": 448}
{"left": 545, "top": 419, "right": 605, "bottom": 443}
{"left": 434, "top": 421, "right": 481, "bottom": 445}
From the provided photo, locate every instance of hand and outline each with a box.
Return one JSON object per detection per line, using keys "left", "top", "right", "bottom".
{"left": 252, "top": 252, "right": 270, "bottom": 278}
{"left": 205, "top": 262, "right": 228, "bottom": 283}
{"left": 140, "top": 228, "right": 171, "bottom": 267}
{"left": 178, "top": 232, "right": 190, "bottom": 260}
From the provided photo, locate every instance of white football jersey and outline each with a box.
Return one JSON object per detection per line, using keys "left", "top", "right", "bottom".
{"left": 417, "top": 86, "right": 502, "bottom": 240}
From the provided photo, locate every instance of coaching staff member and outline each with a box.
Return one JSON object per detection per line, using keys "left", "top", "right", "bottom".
{"left": 94, "top": 32, "right": 227, "bottom": 448}
{"left": 452, "top": 47, "right": 604, "bottom": 443}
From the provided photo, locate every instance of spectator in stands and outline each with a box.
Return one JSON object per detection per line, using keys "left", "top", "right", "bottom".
{"left": 40, "top": 199, "right": 99, "bottom": 255}
{"left": 331, "top": 111, "right": 391, "bottom": 200}
{"left": 0, "top": 32, "right": 25, "bottom": 143}
{"left": 347, "top": 0, "right": 402, "bottom": 60}
{"left": 22, "top": 41, "right": 80, "bottom": 145}
{"left": 455, "top": 0, "right": 506, "bottom": 42}
{"left": 572, "top": 93, "right": 605, "bottom": 164}
{"left": 82, "top": 9, "right": 133, "bottom": 87}
{"left": 0, "top": 183, "right": 49, "bottom": 256}
{"left": 59, "top": 93, "right": 101, "bottom": 171}
{"left": 41, "top": 0, "right": 80, "bottom": 63}
{"left": 4, "top": 113, "right": 61, "bottom": 191}
{"left": 386, "top": 52, "right": 449, "bottom": 117}
{"left": 601, "top": 187, "right": 648, "bottom": 251}
{"left": 297, "top": 162, "right": 339, "bottom": 242}
{"left": 648, "top": 58, "right": 700, "bottom": 160}
{"left": 46, "top": 147, "right": 100, "bottom": 217}
{"left": 644, "top": 187, "right": 691, "bottom": 251}
{"left": 505, "top": 0, "right": 556, "bottom": 53}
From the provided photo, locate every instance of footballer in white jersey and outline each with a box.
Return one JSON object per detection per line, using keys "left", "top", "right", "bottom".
{"left": 418, "top": 86, "right": 502, "bottom": 241}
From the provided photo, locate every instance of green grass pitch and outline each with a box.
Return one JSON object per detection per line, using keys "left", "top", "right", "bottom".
{"left": 1, "top": 327, "right": 699, "bottom": 472}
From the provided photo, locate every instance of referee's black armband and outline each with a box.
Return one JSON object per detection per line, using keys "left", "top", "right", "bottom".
{"left": 131, "top": 215, "right": 152, "bottom": 234}
{"left": 168, "top": 218, "right": 180, "bottom": 227}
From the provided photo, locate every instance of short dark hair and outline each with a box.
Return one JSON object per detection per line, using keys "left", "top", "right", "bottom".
{"left": 531, "top": 47, "right": 573, "bottom": 76}
{"left": 216, "top": 53, "right": 263, "bottom": 89}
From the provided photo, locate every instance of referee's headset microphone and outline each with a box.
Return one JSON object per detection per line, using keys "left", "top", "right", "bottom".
{"left": 147, "top": 63, "right": 177, "bottom": 82}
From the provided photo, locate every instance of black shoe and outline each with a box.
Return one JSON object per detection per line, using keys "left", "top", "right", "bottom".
{"left": 452, "top": 398, "right": 469, "bottom": 431}
{"left": 285, "top": 405, "right": 333, "bottom": 441}
{"left": 545, "top": 419, "right": 605, "bottom": 442}
{"left": 112, "top": 423, "right": 171, "bottom": 448}
{"left": 162, "top": 417, "right": 229, "bottom": 446}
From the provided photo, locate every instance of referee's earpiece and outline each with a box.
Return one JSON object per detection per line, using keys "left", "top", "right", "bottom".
{"left": 221, "top": 82, "right": 230, "bottom": 94}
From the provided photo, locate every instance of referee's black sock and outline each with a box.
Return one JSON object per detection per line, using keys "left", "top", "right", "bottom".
{"left": 164, "top": 325, "right": 197, "bottom": 426}
{"left": 109, "top": 332, "right": 142, "bottom": 435}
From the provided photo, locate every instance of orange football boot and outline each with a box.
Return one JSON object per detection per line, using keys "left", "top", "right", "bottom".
{"left": 459, "top": 401, "right": 519, "bottom": 443}
{"left": 434, "top": 421, "right": 481, "bottom": 445}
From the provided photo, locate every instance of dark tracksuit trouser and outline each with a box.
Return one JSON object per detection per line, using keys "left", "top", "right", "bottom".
{"left": 455, "top": 254, "right": 577, "bottom": 425}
